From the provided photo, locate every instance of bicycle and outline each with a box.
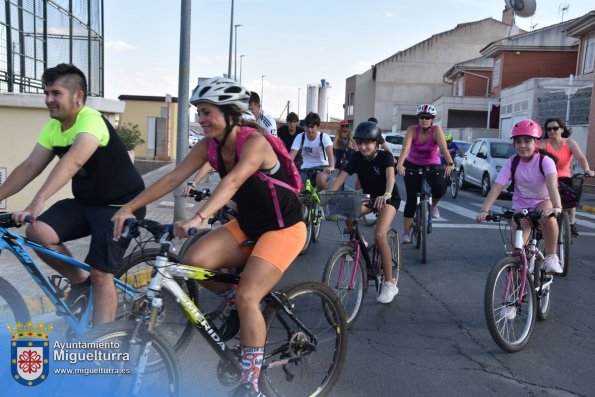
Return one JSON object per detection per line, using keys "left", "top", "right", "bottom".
{"left": 299, "top": 167, "right": 332, "bottom": 255}
{"left": 320, "top": 191, "right": 401, "bottom": 327}
{"left": 483, "top": 208, "right": 556, "bottom": 352}
{"left": 406, "top": 166, "right": 441, "bottom": 263}
{"left": 557, "top": 172, "right": 591, "bottom": 277}
{"left": 446, "top": 167, "right": 459, "bottom": 199}
{"left": 0, "top": 212, "right": 180, "bottom": 396}
{"left": 84, "top": 218, "right": 349, "bottom": 397}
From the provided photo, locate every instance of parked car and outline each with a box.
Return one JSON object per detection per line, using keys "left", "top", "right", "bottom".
{"left": 189, "top": 129, "right": 204, "bottom": 148}
{"left": 458, "top": 138, "right": 515, "bottom": 197}
{"left": 382, "top": 132, "right": 405, "bottom": 160}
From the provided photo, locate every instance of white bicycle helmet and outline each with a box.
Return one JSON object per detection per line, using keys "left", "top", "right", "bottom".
{"left": 241, "top": 110, "right": 256, "bottom": 122}
{"left": 416, "top": 104, "right": 437, "bottom": 117}
{"left": 190, "top": 77, "right": 250, "bottom": 111}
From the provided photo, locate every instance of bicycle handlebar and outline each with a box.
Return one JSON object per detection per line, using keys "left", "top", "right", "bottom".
{"left": 0, "top": 212, "right": 34, "bottom": 228}
{"left": 122, "top": 218, "right": 198, "bottom": 241}
{"left": 484, "top": 208, "right": 556, "bottom": 224}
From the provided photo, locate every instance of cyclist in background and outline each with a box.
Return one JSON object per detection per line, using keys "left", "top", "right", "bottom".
{"left": 249, "top": 92, "right": 277, "bottom": 137}
{"left": 112, "top": 77, "right": 306, "bottom": 397}
{"left": 330, "top": 121, "right": 401, "bottom": 303}
{"left": 476, "top": 119, "right": 563, "bottom": 274}
{"left": 333, "top": 120, "right": 355, "bottom": 169}
{"left": 0, "top": 63, "right": 145, "bottom": 325}
{"left": 289, "top": 112, "right": 335, "bottom": 191}
{"left": 540, "top": 118, "right": 594, "bottom": 236}
{"left": 442, "top": 133, "right": 466, "bottom": 163}
{"left": 396, "top": 104, "right": 454, "bottom": 244}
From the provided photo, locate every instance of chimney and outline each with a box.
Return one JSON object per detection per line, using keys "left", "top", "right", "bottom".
{"left": 502, "top": 7, "right": 514, "bottom": 26}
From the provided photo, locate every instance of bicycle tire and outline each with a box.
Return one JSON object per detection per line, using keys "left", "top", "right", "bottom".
{"left": 412, "top": 205, "right": 421, "bottom": 249}
{"left": 370, "top": 245, "right": 383, "bottom": 296}
{"left": 0, "top": 277, "right": 31, "bottom": 328}
{"left": 558, "top": 211, "right": 571, "bottom": 277}
{"left": 450, "top": 172, "right": 459, "bottom": 199}
{"left": 387, "top": 229, "right": 401, "bottom": 286}
{"left": 77, "top": 320, "right": 180, "bottom": 397}
{"left": 299, "top": 203, "right": 313, "bottom": 256}
{"left": 116, "top": 248, "right": 199, "bottom": 354}
{"left": 484, "top": 257, "right": 536, "bottom": 352}
{"left": 535, "top": 239, "right": 552, "bottom": 321}
{"left": 260, "top": 281, "right": 348, "bottom": 397}
{"left": 420, "top": 201, "right": 427, "bottom": 263}
{"left": 312, "top": 202, "right": 322, "bottom": 243}
{"left": 178, "top": 228, "right": 211, "bottom": 258}
{"left": 322, "top": 245, "right": 366, "bottom": 328}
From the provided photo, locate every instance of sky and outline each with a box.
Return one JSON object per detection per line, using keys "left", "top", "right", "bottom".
{"left": 103, "top": 0, "right": 594, "bottom": 121}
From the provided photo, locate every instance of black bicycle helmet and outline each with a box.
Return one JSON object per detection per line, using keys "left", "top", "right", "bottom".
{"left": 354, "top": 121, "right": 382, "bottom": 141}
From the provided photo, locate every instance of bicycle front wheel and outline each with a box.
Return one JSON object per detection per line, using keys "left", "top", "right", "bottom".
{"left": 450, "top": 172, "right": 459, "bottom": 199}
{"left": 0, "top": 277, "right": 31, "bottom": 329}
{"left": 558, "top": 211, "right": 571, "bottom": 277}
{"left": 299, "top": 202, "right": 313, "bottom": 256}
{"left": 484, "top": 257, "right": 536, "bottom": 352}
{"left": 117, "top": 248, "right": 200, "bottom": 354}
{"left": 312, "top": 202, "right": 322, "bottom": 243}
{"left": 322, "top": 245, "right": 366, "bottom": 328}
{"left": 178, "top": 228, "right": 211, "bottom": 258}
{"left": 261, "top": 282, "right": 348, "bottom": 397}
{"left": 412, "top": 205, "right": 421, "bottom": 249}
{"left": 420, "top": 201, "right": 428, "bottom": 263}
{"left": 76, "top": 320, "right": 180, "bottom": 397}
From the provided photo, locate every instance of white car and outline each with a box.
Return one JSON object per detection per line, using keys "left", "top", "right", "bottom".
{"left": 382, "top": 132, "right": 405, "bottom": 160}
{"left": 188, "top": 129, "right": 204, "bottom": 148}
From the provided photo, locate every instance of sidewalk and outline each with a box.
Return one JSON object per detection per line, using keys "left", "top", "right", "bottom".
{"left": 1, "top": 163, "right": 221, "bottom": 315}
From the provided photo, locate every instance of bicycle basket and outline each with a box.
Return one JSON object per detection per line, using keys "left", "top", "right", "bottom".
{"left": 319, "top": 191, "right": 366, "bottom": 221}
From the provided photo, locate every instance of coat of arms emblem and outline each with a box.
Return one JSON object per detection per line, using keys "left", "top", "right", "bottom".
{"left": 8, "top": 320, "right": 53, "bottom": 386}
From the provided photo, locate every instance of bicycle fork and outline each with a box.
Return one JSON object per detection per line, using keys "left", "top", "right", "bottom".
{"left": 336, "top": 242, "right": 362, "bottom": 290}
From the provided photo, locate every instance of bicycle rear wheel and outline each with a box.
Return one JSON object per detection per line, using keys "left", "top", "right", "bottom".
{"left": 484, "top": 257, "right": 536, "bottom": 352}
{"left": 322, "top": 245, "right": 366, "bottom": 328}
{"left": 178, "top": 228, "right": 210, "bottom": 258}
{"left": 0, "top": 277, "right": 31, "bottom": 329}
{"left": 558, "top": 211, "right": 571, "bottom": 277}
{"left": 76, "top": 320, "right": 180, "bottom": 397}
{"left": 116, "top": 248, "right": 199, "bottom": 354}
{"left": 261, "top": 282, "right": 348, "bottom": 397}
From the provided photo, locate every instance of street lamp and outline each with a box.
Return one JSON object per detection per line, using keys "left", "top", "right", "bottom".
{"left": 239, "top": 54, "right": 245, "bottom": 84}
{"left": 227, "top": 0, "right": 234, "bottom": 78}
{"left": 261, "top": 75, "right": 265, "bottom": 107}
{"left": 297, "top": 87, "right": 301, "bottom": 117}
{"left": 234, "top": 24, "right": 242, "bottom": 81}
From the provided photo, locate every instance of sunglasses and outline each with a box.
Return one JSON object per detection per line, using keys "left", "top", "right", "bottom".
{"left": 547, "top": 126, "right": 560, "bottom": 132}
{"left": 419, "top": 116, "right": 433, "bottom": 120}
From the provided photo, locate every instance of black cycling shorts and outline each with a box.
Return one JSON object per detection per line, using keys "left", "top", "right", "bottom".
{"left": 36, "top": 199, "right": 146, "bottom": 274}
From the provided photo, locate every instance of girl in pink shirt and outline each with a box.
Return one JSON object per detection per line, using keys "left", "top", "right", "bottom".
{"left": 476, "top": 119, "right": 563, "bottom": 274}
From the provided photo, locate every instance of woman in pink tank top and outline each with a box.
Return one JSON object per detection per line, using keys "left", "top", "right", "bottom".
{"left": 396, "top": 104, "right": 454, "bottom": 243}
{"left": 540, "top": 118, "right": 594, "bottom": 236}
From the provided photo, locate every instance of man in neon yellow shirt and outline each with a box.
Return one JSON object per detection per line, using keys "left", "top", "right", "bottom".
{"left": 0, "top": 64, "right": 145, "bottom": 325}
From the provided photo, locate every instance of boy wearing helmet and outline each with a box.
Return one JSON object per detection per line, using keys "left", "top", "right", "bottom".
{"left": 112, "top": 77, "right": 306, "bottom": 396}
{"left": 330, "top": 121, "right": 401, "bottom": 304}
{"left": 476, "top": 119, "right": 563, "bottom": 274}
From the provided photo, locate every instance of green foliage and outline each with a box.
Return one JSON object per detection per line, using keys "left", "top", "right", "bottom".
{"left": 116, "top": 122, "right": 145, "bottom": 151}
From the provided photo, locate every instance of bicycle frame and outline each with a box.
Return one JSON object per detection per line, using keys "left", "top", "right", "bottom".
{"left": 0, "top": 224, "right": 137, "bottom": 337}
{"left": 339, "top": 221, "right": 376, "bottom": 289}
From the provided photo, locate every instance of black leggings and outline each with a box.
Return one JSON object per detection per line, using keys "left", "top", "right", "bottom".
{"left": 403, "top": 161, "right": 445, "bottom": 218}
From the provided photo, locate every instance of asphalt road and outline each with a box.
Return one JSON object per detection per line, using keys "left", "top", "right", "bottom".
{"left": 175, "top": 179, "right": 595, "bottom": 396}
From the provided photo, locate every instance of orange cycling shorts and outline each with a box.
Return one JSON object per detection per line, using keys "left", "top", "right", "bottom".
{"left": 222, "top": 219, "right": 306, "bottom": 272}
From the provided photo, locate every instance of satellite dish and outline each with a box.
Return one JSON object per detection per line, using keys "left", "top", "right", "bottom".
{"left": 505, "top": 0, "right": 537, "bottom": 18}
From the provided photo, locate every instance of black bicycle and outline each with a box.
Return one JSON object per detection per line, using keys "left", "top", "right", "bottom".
{"left": 87, "top": 218, "right": 349, "bottom": 397}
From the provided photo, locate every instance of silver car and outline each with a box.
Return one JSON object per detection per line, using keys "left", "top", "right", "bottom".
{"left": 382, "top": 132, "right": 404, "bottom": 160}
{"left": 458, "top": 138, "right": 515, "bottom": 197}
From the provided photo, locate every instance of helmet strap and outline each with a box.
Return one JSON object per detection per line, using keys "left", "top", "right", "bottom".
{"left": 215, "top": 108, "right": 239, "bottom": 172}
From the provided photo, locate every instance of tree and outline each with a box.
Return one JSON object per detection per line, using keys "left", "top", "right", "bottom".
{"left": 116, "top": 122, "right": 145, "bottom": 151}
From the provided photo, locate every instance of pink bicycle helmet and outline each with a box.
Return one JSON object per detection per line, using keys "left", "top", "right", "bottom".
{"left": 340, "top": 119, "right": 349, "bottom": 127}
{"left": 510, "top": 119, "right": 542, "bottom": 139}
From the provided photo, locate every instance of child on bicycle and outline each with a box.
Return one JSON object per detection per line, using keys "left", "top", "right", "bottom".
{"left": 289, "top": 112, "right": 335, "bottom": 191}
{"left": 476, "top": 119, "right": 563, "bottom": 274}
{"left": 330, "top": 121, "right": 401, "bottom": 304}
{"left": 112, "top": 77, "right": 306, "bottom": 397}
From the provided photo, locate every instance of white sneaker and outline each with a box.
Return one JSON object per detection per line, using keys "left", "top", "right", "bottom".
{"left": 377, "top": 280, "right": 398, "bottom": 304}
{"left": 402, "top": 230, "right": 412, "bottom": 244}
{"left": 432, "top": 206, "right": 440, "bottom": 219}
{"left": 544, "top": 255, "right": 563, "bottom": 274}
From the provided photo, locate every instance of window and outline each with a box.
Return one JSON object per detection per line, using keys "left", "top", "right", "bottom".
{"left": 583, "top": 38, "right": 595, "bottom": 74}
{"left": 492, "top": 60, "right": 501, "bottom": 88}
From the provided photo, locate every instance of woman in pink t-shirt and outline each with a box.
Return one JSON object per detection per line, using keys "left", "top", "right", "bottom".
{"left": 476, "top": 119, "right": 563, "bottom": 274}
